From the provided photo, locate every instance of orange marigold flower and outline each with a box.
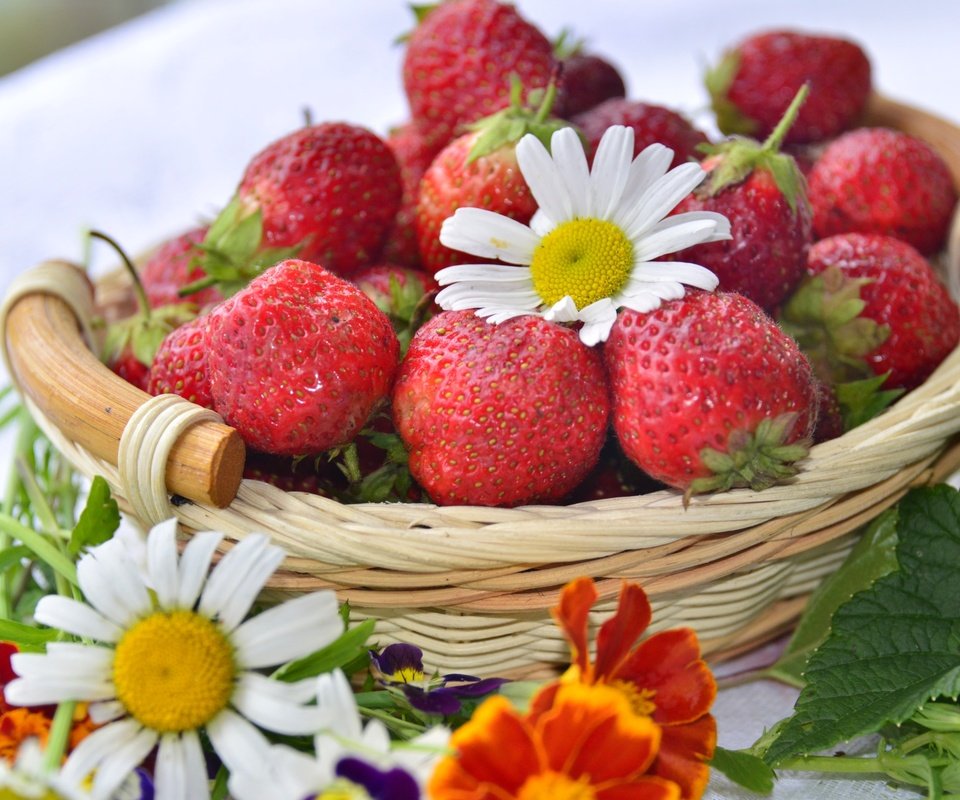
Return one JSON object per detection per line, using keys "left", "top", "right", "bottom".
{"left": 428, "top": 682, "right": 680, "bottom": 800}
{"left": 0, "top": 707, "right": 51, "bottom": 763}
{"left": 533, "top": 577, "right": 718, "bottom": 800}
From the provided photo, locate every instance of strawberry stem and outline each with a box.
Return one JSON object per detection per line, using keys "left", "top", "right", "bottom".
{"left": 761, "top": 84, "right": 809, "bottom": 153}
{"left": 533, "top": 79, "right": 558, "bottom": 124}
{"left": 89, "top": 230, "right": 151, "bottom": 318}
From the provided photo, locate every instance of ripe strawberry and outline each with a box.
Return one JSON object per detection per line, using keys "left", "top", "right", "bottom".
{"left": 551, "top": 31, "right": 626, "bottom": 119}
{"left": 243, "top": 450, "right": 336, "bottom": 497}
{"left": 807, "top": 127, "right": 958, "bottom": 256}
{"left": 779, "top": 233, "right": 960, "bottom": 391}
{"left": 206, "top": 259, "right": 400, "bottom": 456}
{"left": 380, "top": 122, "right": 445, "bottom": 268}
{"left": 147, "top": 315, "right": 214, "bottom": 409}
{"left": 572, "top": 99, "right": 708, "bottom": 169}
{"left": 706, "top": 29, "right": 871, "bottom": 145}
{"left": 232, "top": 122, "right": 402, "bottom": 278}
{"left": 564, "top": 438, "right": 664, "bottom": 503}
{"left": 415, "top": 83, "right": 564, "bottom": 275}
{"left": 402, "top": 0, "right": 556, "bottom": 150}
{"left": 667, "top": 88, "right": 812, "bottom": 311}
{"left": 353, "top": 263, "right": 438, "bottom": 353}
{"left": 604, "top": 290, "right": 818, "bottom": 496}
{"left": 392, "top": 310, "right": 610, "bottom": 507}
{"left": 139, "top": 226, "right": 223, "bottom": 310}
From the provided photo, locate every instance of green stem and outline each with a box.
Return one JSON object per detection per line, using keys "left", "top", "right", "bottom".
{"left": 358, "top": 706, "right": 427, "bottom": 737}
{"left": 778, "top": 754, "right": 955, "bottom": 774}
{"left": 42, "top": 701, "right": 76, "bottom": 772}
{"left": 533, "top": 79, "right": 558, "bottom": 123}
{"left": 89, "top": 230, "right": 151, "bottom": 318}
{"left": 761, "top": 83, "right": 810, "bottom": 152}
{"left": 0, "top": 512, "right": 77, "bottom": 588}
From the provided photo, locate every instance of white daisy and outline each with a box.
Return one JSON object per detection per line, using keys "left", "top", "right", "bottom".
{"left": 436, "top": 125, "right": 731, "bottom": 346}
{"left": 4, "top": 519, "right": 344, "bottom": 800}
{"left": 228, "top": 669, "right": 450, "bottom": 800}
{"left": 0, "top": 737, "right": 91, "bottom": 800}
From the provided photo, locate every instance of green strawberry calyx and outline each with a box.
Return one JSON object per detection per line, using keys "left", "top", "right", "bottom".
{"left": 698, "top": 84, "right": 810, "bottom": 214}
{"left": 836, "top": 372, "right": 904, "bottom": 431}
{"left": 179, "top": 195, "right": 300, "bottom": 299}
{"left": 552, "top": 27, "right": 586, "bottom": 59}
{"left": 704, "top": 49, "right": 758, "bottom": 138}
{"left": 778, "top": 265, "right": 891, "bottom": 384}
{"left": 465, "top": 75, "right": 567, "bottom": 164}
{"left": 90, "top": 230, "right": 197, "bottom": 369}
{"left": 688, "top": 413, "right": 811, "bottom": 500}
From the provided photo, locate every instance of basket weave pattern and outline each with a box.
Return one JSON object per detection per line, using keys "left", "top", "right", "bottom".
{"left": 3, "top": 94, "right": 960, "bottom": 676}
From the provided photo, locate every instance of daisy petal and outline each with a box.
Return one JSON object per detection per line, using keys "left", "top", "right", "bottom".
{"left": 630, "top": 262, "right": 719, "bottom": 291}
{"left": 435, "top": 263, "right": 535, "bottom": 286}
{"left": 180, "top": 731, "right": 209, "bottom": 800}
{"left": 516, "top": 131, "right": 573, "bottom": 227}
{"left": 316, "top": 670, "right": 362, "bottom": 741}
{"left": 91, "top": 726, "right": 156, "bottom": 800}
{"left": 207, "top": 709, "right": 272, "bottom": 775}
{"left": 4, "top": 675, "right": 115, "bottom": 706}
{"left": 614, "top": 144, "right": 674, "bottom": 223}
{"left": 77, "top": 543, "right": 150, "bottom": 626}
{"left": 551, "top": 127, "right": 592, "bottom": 218}
{"left": 34, "top": 595, "right": 123, "bottom": 643}
{"left": 543, "top": 296, "right": 579, "bottom": 323}
{"left": 619, "top": 290, "right": 668, "bottom": 314}
{"left": 233, "top": 591, "right": 342, "bottom": 669}
{"left": 62, "top": 719, "right": 153, "bottom": 789}
{"left": 633, "top": 218, "right": 729, "bottom": 262}
{"left": 576, "top": 299, "right": 618, "bottom": 346}
{"left": 439, "top": 209, "right": 539, "bottom": 264}
{"left": 176, "top": 531, "right": 223, "bottom": 610}
{"left": 528, "top": 208, "right": 554, "bottom": 236}
{"left": 199, "top": 535, "right": 284, "bottom": 632}
{"left": 146, "top": 519, "right": 181, "bottom": 608}
{"left": 480, "top": 307, "right": 540, "bottom": 324}
{"left": 653, "top": 210, "right": 731, "bottom": 242}
{"left": 238, "top": 672, "right": 317, "bottom": 705}
{"left": 232, "top": 675, "right": 327, "bottom": 735}
{"left": 589, "top": 125, "right": 634, "bottom": 218}
{"left": 623, "top": 161, "right": 708, "bottom": 240}
{"left": 89, "top": 701, "right": 126, "bottom": 724}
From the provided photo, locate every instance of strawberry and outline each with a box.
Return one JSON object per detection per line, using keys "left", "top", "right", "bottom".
{"left": 353, "top": 263, "right": 438, "bottom": 354}
{"left": 216, "top": 122, "right": 402, "bottom": 281}
{"left": 807, "top": 127, "right": 958, "bottom": 256}
{"left": 564, "top": 438, "right": 664, "bottom": 503}
{"left": 706, "top": 29, "right": 871, "bottom": 145}
{"left": 779, "top": 233, "right": 960, "bottom": 391}
{"left": 392, "top": 310, "right": 610, "bottom": 507}
{"left": 572, "top": 99, "right": 708, "bottom": 169}
{"left": 415, "top": 82, "right": 564, "bottom": 275}
{"left": 604, "top": 290, "right": 818, "bottom": 496}
{"left": 243, "top": 450, "right": 336, "bottom": 497}
{"left": 666, "top": 88, "right": 812, "bottom": 311}
{"left": 551, "top": 31, "right": 626, "bottom": 119}
{"left": 402, "top": 0, "right": 556, "bottom": 150}
{"left": 206, "top": 259, "right": 400, "bottom": 456}
{"left": 139, "top": 226, "right": 223, "bottom": 310}
{"left": 147, "top": 315, "right": 214, "bottom": 409}
{"left": 381, "top": 122, "right": 445, "bottom": 268}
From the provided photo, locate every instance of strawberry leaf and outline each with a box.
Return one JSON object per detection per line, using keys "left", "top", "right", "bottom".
{"left": 710, "top": 746, "right": 775, "bottom": 794}
{"left": 704, "top": 50, "right": 757, "bottom": 137}
{"left": 763, "top": 484, "right": 960, "bottom": 766}
{"left": 836, "top": 372, "right": 905, "bottom": 431}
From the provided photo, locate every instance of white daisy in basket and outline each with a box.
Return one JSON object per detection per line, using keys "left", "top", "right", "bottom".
{"left": 0, "top": 737, "right": 91, "bottom": 800}
{"left": 436, "top": 125, "right": 731, "bottom": 345}
{"left": 229, "top": 669, "right": 450, "bottom": 800}
{"left": 5, "top": 519, "right": 344, "bottom": 800}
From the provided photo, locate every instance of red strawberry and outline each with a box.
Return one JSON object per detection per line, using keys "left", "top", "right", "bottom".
{"left": 667, "top": 89, "right": 812, "bottom": 311}
{"left": 243, "top": 450, "right": 336, "bottom": 497}
{"left": 564, "top": 438, "right": 664, "bottom": 503}
{"left": 353, "top": 263, "right": 438, "bottom": 354}
{"left": 551, "top": 32, "right": 626, "bottom": 119}
{"left": 381, "top": 122, "right": 445, "bottom": 268}
{"left": 392, "top": 310, "right": 610, "bottom": 507}
{"left": 206, "top": 259, "right": 400, "bottom": 456}
{"left": 140, "top": 226, "right": 223, "bottom": 310}
{"left": 779, "top": 233, "right": 960, "bottom": 391}
{"left": 402, "top": 0, "right": 556, "bottom": 150}
{"left": 234, "top": 122, "right": 402, "bottom": 278}
{"left": 573, "top": 99, "right": 708, "bottom": 169}
{"left": 604, "top": 290, "right": 818, "bottom": 496}
{"left": 706, "top": 29, "right": 871, "bottom": 145}
{"left": 807, "top": 127, "right": 958, "bottom": 256}
{"left": 147, "top": 315, "right": 214, "bottom": 409}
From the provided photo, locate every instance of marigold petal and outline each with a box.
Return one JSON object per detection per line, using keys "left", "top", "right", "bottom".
{"left": 654, "top": 715, "right": 717, "bottom": 800}
{"left": 617, "top": 628, "right": 716, "bottom": 725}
{"left": 553, "top": 578, "right": 599, "bottom": 678}
{"left": 441, "top": 695, "right": 542, "bottom": 795}
{"left": 595, "top": 582, "right": 652, "bottom": 680}
{"left": 597, "top": 776, "right": 682, "bottom": 800}
{"left": 537, "top": 683, "right": 661, "bottom": 783}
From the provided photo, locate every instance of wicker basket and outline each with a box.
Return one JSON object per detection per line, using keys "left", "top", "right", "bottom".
{"left": 3, "top": 93, "right": 960, "bottom": 678}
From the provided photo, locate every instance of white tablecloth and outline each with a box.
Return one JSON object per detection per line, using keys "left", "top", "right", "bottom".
{"left": 2, "top": 2, "right": 957, "bottom": 797}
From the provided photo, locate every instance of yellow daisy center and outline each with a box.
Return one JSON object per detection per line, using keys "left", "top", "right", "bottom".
{"left": 113, "top": 610, "right": 236, "bottom": 733}
{"left": 529, "top": 218, "right": 634, "bottom": 309}
{"left": 608, "top": 680, "right": 658, "bottom": 717}
{"left": 517, "top": 771, "right": 597, "bottom": 800}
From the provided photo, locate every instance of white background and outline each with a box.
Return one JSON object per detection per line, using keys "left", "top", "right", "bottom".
{"left": 1, "top": 1, "right": 958, "bottom": 797}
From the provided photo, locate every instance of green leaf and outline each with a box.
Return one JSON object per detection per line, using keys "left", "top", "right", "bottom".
{"left": 0, "top": 545, "right": 31, "bottom": 575}
{"left": 837, "top": 373, "right": 905, "bottom": 431}
{"left": 0, "top": 619, "right": 59, "bottom": 650}
{"left": 273, "top": 619, "right": 376, "bottom": 682}
{"left": 764, "top": 485, "right": 960, "bottom": 766}
{"left": 710, "top": 746, "right": 776, "bottom": 794}
{"left": 764, "top": 509, "right": 900, "bottom": 686}
{"left": 69, "top": 476, "right": 121, "bottom": 556}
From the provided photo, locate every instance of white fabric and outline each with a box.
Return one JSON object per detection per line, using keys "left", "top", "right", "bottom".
{"left": 1, "top": 1, "right": 958, "bottom": 798}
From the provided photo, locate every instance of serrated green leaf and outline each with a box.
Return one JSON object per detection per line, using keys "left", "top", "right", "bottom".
{"left": 764, "top": 509, "right": 899, "bottom": 686}
{"left": 0, "top": 619, "right": 59, "bottom": 650}
{"left": 273, "top": 619, "right": 376, "bottom": 683}
{"left": 764, "top": 485, "right": 960, "bottom": 766}
{"left": 69, "top": 476, "right": 120, "bottom": 556}
{"left": 710, "top": 746, "right": 776, "bottom": 794}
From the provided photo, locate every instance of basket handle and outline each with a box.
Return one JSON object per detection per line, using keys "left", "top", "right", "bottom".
{"left": 1, "top": 261, "right": 244, "bottom": 508}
